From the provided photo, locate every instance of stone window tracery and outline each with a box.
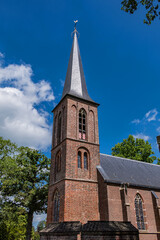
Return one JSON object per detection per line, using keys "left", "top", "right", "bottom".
{"left": 135, "top": 194, "right": 145, "bottom": 230}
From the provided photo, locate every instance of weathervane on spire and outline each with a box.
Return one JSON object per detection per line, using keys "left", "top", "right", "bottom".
{"left": 72, "top": 20, "right": 80, "bottom": 38}
{"left": 74, "top": 20, "right": 78, "bottom": 31}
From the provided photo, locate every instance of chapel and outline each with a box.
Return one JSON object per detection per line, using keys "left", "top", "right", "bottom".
{"left": 40, "top": 25, "right": 160, "bottom": 240}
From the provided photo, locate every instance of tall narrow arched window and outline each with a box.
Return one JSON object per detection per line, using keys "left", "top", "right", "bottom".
{"left": 57, "top": 112, "right": 61, "bottom": 144}
{"left": 84, "top": 152, "right": 88, "bottom": 169}
{"left": 53, "top": 190, "right": 60, "bottom": 222}
{"left": 79, "top": 109, "right": 86, "bottom": 140}
{"left": 135, "top": 194, "right": 145, "bottom": 230}
{"left": 78, "top": 151, "right": 82, "bottom": 168}
{"left": 56, "top": 151, "right": 61, "bottom": 173}
{"left": 53, "top": 115, "right": 57, "bottom": 147}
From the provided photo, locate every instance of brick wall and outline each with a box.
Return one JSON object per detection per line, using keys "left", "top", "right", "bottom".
{"left": 41, "top": 236, "right": 78, "bottom": 240}
{"left": 47, "top": 95, "right": 100, "bottom": 224}
{"left": 49, "top": 96, "right": 100, "bottom": 185}
{"left": 52, "top": 96, "right": 99, "bottom": 148}
{"left": 139, "top": 233, "right": 159, "bottom": 240}
{"left": 65, "top": 139, "right": 99, "bottom": 181}
{"left": 47, "top": 179, "right": 99, "bottom": 224}
{"left": 98, "top": 182, "right": 160, "bottom": 240}
{"left": 107, "top": 184, "right": 124, "bottom": 221}
{"left": 47, "top": 182, "right": 65, "bottom": 224}
{"left": 41, "top": 233, "right": 138, "bottom": 240}
{"left": 66, "top": 97, "right": 99, "bottom": 145}
{"left": 64, "top": 180, "right": 99, "bottom": 223}
{"left": 81, "top": 235, "right": 139, "bottom": 240}
{"left": 47, "top": 93, "right": 160, "bottom": 240}
{"left": 98, "top": 171, "right": 109, "bottom": 221}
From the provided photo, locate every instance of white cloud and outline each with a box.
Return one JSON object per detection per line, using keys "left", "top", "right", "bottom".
{"left": 156, "top": 127, "right": 160, "bottom": 134}
{"left": 33, "top": 213, "right": 47, "bottom": 229}
{"left": 0, "top": 58, "right": 55, "bottom": 149}
{"left": 0, "top": 52, "right": 4, "bottom": 58}
{"left": 0, "top": 64, "right": 54, "bottom": 103}
{"left": 133, "top": 133, "right": 150, "bottom": 141}
{"left": 131, "top": 119, "right": 140, "bottom": 124}
{"left": 60, "top": 78, "right": 65, "bottom": 87}
{"left": 145, "top": 109, "right": 158, "bottom": 122}
{"left": 131, "top": 109, "right": 158, "bottom": 124}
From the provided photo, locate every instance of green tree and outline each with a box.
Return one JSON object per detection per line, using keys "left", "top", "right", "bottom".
{"left": 0, "top": 193, "right": 27, "bottom": 240}
{"left": 0, "top": 137, "right": 50, "bottom": 240}
{"left": 157, "top": 158, "right": 160, "bottom": 165}
{"left": 0, "top": 136, "right": 26, "bottom": 240}
{"left": 37, "top": 220, "right": 46, "bottom": 232}
{"left": 32, "top": 227, "right": 40, "bottom": 240}
{"left": 0, "top": 221, "right": 8, "bottom": 240}
{"left": 112, "top": 135, "right": 156, "bottom": 163}
{"left": 32, "top": 220, "right": 46, "bottom": 240}
{"left": 121, "top": 0, "right": 160, "bottom": 24}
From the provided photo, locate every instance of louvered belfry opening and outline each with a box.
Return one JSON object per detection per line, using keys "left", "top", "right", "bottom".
{"left": 79, "top": 108, "right": 86, "bottom": 140}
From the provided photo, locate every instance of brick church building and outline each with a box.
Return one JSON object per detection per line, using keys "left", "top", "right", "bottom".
{"left": 40, "top": 27, "right": 160, "bottom": 240}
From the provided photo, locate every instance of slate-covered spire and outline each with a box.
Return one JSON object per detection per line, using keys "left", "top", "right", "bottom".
{"left": 62, "top": 26, "right": 93, "bottom": 102}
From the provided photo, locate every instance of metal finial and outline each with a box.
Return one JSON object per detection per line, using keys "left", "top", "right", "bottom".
{"left": 74, "top": 20, "right": 78, "bottom": 31}
{"left": 71, "top": 20, "right": 80, "bottom": 38}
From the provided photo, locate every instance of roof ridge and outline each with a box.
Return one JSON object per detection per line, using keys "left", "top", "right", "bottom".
{"left": 100, "top": 153, "right": 159, "bottom": 167}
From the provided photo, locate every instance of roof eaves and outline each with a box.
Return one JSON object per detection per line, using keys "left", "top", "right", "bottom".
{"left": 97, "top": 166, "right": 107, "bottom": 180}
{"left": 52, "top": 94, "right": 99, "bottom": 112}
{"left": 103, "top": 179, "right": 160, "bottom": 190}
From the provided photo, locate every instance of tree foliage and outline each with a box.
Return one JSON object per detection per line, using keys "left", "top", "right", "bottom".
{"left": 0, "top": 191, "right": 27, "bottom": 240}
{"left": 157, "top": 158, "right": 160, "bottom": 165}
{"left": 37, "top": 220, "right": 46, "bottom": 232}
{"left": 31, "top": 220, "right": 46, "bottom": 240}
{"left": 112, "top": 135, "right": 156, "bottom": 163}
{"left": 32, "top": 226, "right": 40, "bottom": 240}
{"left": 0, "top": 137, "right": 50, "bottom": 240}
{"left": 121, "top": 0, "right": 160, "bottom": 24}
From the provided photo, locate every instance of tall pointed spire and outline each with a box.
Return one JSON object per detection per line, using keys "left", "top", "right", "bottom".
{"left": 62, "top": 23, "right": 93, "bottom": 102}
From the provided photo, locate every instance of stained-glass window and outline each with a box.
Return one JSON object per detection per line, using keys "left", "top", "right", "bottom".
{"left": 135, "top": 194, "right": 145, "bottom": 230}
{"left": 78, "top": 151, "right": 82, "bottom": 168}
{"left": 53, "top": 190, "right": 60, "bottom": 222}
{"left": 79, "top": 109, "right": 86, "bottom": 140}
{"left": 84, "top": 152, "right": 88, "bottom": 169}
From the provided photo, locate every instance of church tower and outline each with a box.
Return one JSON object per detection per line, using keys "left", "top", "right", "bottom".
{"left": 47, "top": 26, "right": 100, "bottom": 224}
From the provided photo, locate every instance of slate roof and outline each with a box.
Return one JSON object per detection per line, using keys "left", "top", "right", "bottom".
{"left": 97, "top": 154, "right": 160, "bottom": 189}
{"left": 82, "top": 221, "right": 138, "bottom": 234}
{"left": 40, "top": 222, "right": 81, "bottom": 235}
{"left": 62, "top": 31, "right": 94, "bottom": 103}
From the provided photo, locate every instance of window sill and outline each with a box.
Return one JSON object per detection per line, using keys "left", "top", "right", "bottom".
{"left": 139, "top": 230, "right": 148, "bottom": 233}
{"left": 79, "top": 138, "right": 87, "bottom": 142}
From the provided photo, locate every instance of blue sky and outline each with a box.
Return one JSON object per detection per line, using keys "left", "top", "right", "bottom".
{"left": 0, "top": 0, "right": 160, "bottom": 227}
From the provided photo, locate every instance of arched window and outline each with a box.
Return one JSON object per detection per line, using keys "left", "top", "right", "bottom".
{"left": 84, "top": 152, "right": 88, "bottom": 169}
{"left": 53, "top": 115, "right": 57, "bottom": 147}
{"left": 135, "top": 194, "right": 145, "bottom": 230}
{"left": 57, "top": 112, "right": 62, "bottom": 144}
{"left": 79, "top": 109, "right": 86, "bottom": 140}
{"left": 56, "top": 151, "right": 61, "bottom": 172}
{"left": 78, "top": 151, "right": 82, "bottom": 168}
{"left": 53, "top": 190, "right": 60, "bottom": 222}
